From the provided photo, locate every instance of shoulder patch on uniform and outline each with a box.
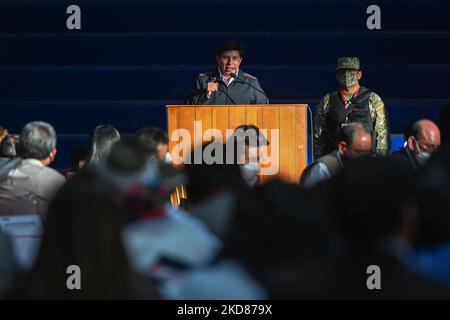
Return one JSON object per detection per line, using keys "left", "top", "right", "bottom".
{"left": 243, "top": 72, "right": 257, "bottom": 80}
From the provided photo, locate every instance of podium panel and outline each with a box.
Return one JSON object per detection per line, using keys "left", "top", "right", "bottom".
{"left": 167, "top": 104, "right": 308, "bottom": 184}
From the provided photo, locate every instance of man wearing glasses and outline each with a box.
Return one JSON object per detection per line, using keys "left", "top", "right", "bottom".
{"left": 313, "top": 57, "right": 390, "bottom": 159}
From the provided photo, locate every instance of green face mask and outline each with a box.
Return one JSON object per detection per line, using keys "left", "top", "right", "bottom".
{"left": 338, "top": 71, "right": 359, "bottom": 88}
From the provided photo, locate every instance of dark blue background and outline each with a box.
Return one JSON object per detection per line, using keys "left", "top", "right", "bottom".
{"left": 1, "top": 0, "right": 449, "bottom": 169}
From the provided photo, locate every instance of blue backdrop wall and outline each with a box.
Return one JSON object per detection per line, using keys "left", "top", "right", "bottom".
{"left": 1, "top": 0, "right": 449, "bottom": 169}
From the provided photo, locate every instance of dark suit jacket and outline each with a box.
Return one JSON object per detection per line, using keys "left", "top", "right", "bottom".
{"left": 185, "top": 69, "right": 269, "bottom": 105}
{"left": 391, "top": 147, "right": 420, "bottom": 172}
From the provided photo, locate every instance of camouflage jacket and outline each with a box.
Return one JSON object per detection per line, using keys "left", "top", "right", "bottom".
{"left": 313, "top": 90, "right": 390, "bottom": 159}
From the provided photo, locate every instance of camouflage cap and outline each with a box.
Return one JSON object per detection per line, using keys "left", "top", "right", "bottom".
{"left": 336, "top": 57, "right": 360, "bottom": 70}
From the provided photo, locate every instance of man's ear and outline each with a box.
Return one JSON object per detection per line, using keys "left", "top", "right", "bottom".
{"left": 49, "top": 148, "right": 57, "bottom": 162}
{"left": 338, "top": 141, "right": 347, "bottom": 155}
{"left": 406, "top": 136, "right": 415, "bottom": 151}
{"left": 357, "top": 70, "right": 363, "bottom": 80}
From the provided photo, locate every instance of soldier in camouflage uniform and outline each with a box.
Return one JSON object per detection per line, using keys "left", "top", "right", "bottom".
{"left": 313, "top": 57, "right": 390, "bottom": 159}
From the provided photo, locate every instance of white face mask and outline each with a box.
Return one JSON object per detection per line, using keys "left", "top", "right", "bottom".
{"left": 414, "top": 141, "right": 432, "bottom": 165}
{"left": 240, "top": 162, "right": 259, "bottom": 187}
{"left": 164, "top": 152, "right": 172, "bottom": 164}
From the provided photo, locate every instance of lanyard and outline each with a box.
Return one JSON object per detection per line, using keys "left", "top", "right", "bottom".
{"left": 340, "top": 89, "right": 359, "bottom": 110}
{"left": 340, "top": 89, "right": 360, "bottom": 125}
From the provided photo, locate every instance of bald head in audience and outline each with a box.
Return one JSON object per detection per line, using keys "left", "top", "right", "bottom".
{"left": 405, "top": 119, "right": 441, "bottom": 165}
{"left": 337, "top": 122, "right": 373, "bottom": 158}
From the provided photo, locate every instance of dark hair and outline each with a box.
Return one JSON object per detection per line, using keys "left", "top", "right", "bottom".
{"left": 0, "top": 134, "right": 19, "bottom": 158}
{"left": 85, "top": 125, "right": 120, "bottom": 167}
{"left": 107, "top": 137, "right": 148, "bottom": 175}
{"left": 135, "top": 127, "right": 168, "bottom": 159}
{"left": 228, "top": 124, "right": 269, "bottom": 164}
{"left": 14, "top": 169, "right": 157, "bottom": 299}
{"left": 332, "top": 157, "right": 415, "bottom": 246}
{"left": 404, "top": 121, "right": 423, "bottom": 141}
{"left": 216, "top": 40, "right": 244, "bottom": 57}
{"left": 184, "top": 142, "right": 246, "bottom": 206}
{"left": 337, "top": 122, "right": 372, "bottom": 146}
{"left": 232, "top": 124, "right": 269, "bottom": 147}
{"left": 219, "top": 180, "right": 330, "bottom": 293}
{"left": 20, "top": 121, "right": 56, "bottom": 160}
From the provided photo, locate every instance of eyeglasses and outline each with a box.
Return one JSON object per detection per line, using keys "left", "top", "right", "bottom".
{"left": 415, "top": 139, "right": 440, "bottom": 153}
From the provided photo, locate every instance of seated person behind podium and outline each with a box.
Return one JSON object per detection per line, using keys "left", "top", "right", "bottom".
{"left": 135, "top": 127, "right": 170, "bottom": 162}
{"left": 185, "top": 40, "right": 269, "bottom": 105}
{"left": 228, "top": 124, "right": 269, "bottom": 188}
{"left": 300, "top": 122, "right": 373, "bottom": 188}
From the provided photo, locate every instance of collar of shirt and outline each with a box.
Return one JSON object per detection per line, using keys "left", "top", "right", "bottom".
{"left": 7, "top": 158, "right": 44, "bottom": 179}
{"left": 22, "top": 158, "right": 44, "bottom": 167}
{"left": 340, "top": 88, "right": 359, "bottom": 110}
{"left": 218, "top": 68, "right": 239, "bottom": 87}
{"left": 336, "top": 151, "right": 344, "bottom": 168}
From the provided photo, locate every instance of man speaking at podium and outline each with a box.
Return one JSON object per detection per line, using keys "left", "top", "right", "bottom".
{"left": 186, "top": 41, "right": 269, "bottom": 105}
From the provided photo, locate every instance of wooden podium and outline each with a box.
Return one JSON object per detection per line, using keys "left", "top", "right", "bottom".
{"left": 167, "top": 104, "right": 308, "bottom": 184}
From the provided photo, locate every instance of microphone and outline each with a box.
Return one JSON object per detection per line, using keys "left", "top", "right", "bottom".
{"left": 208, "top": 75, "right": 236, "bottom": 105}
{"left": 230, "top": 72, "right": 269, "bottom": 104}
